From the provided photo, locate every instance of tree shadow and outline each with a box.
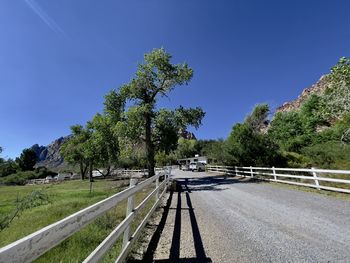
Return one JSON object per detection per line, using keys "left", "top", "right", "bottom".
{"left": 128, "top": 174, "right": 264, "bottom": 262}
{"left": 178, "top": 175, "right": 262, "bottom": 192}
{"left": 128, "top": 179, "right": 212, "bottom": 263}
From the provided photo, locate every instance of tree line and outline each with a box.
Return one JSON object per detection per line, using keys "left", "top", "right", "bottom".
{"left": 187, "top": 57, "right": 350, "bottom": 169}
{"left": 60, "top": 48, "right": 205, "bottom": 180}
{"left": 0, "top": 147, "right": 56, "bottom": 185}
{"left": 1, "top": 54, "right": 349, "bottom": 184}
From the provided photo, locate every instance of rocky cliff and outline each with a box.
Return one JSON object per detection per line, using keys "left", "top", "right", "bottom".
{"left": 276, "top": 75, "right": 330, "bottom": 114}
{"left": 31, "top": 136, "right": 70, "bottom": 169}
{"left": 178, "top": 129, "right": 197, "bottom": 140}
{"left": 31, "top": 129, "right": 196, "bottom": 169}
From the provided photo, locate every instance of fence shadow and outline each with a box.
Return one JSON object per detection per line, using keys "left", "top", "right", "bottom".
{"left": 128, "top": 179, "right": 212, "bottom": 263}
{"left": 181, "top": 174, "right": 262, "bottom": 192}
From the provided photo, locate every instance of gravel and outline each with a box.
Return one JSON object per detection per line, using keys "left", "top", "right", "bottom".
{"left": 129, "top": 169, "right": 350, "bottom": 263}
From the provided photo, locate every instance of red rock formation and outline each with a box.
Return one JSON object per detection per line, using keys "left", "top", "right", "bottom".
{"left": 276, "top": 75, "right": 330, "bottom": 113}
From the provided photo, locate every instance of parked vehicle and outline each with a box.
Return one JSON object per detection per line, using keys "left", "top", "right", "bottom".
{"left": 56, "top": 173, "right": 71, "bottom": 181}
{"left": 189, "top": 162, "right": 205, "bottom": 172}
{"left": 44, "top": 176, "right": 53, "bottom": 183}
{"left": 181, "top": 164, "right": 190, "bottom": 171}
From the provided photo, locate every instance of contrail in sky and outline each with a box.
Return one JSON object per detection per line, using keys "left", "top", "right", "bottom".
{"left": 24, "top": 0, "right": 66, "bottom": 36}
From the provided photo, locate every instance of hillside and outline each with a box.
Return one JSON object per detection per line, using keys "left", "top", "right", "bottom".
{"left": 31, "top": 130, "right": 196, "bottom": 169}
{"left": 31, "top": 136, "right": 70, "bottom": 169}
{"left": 275, "top": 58, "right": 350, "bottom": 124}
{"left": 276, "top": 75, "right": 329, "bottom": 114}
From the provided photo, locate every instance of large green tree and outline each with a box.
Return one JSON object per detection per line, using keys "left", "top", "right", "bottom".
{"left": 175, "top": 138, "right": 198, "bottom": 159}
{"left": 16, "top": 148, "right": 37, "bottom": 171}
{"left": 226, "top": 104, "right": 285, "bottom": 166}
{"left": 106, "top": 48, "right": 205, "bottom": 176}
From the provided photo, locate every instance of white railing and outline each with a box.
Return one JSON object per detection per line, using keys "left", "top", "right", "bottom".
{"left": 206, "top": 165, "right": 350, "bottom": 194}
{"left": 121, "top": 168, "right": 164, "bottom": 177}
{"left": 26, "top": 178, "right": 46, "bottom": 185}
{"left": 0, "top": 167, "right": 172, "bottom": 263}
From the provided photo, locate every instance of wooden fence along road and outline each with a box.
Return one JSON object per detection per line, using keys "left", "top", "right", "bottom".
{"left": 0, "top": 165, "right": 349, "bottom": 263}
{"left": 206, "top": 165, "right": 350, "bottom": 194}
{"left": 0, "top": 167, "right": 171, "bottom": 263}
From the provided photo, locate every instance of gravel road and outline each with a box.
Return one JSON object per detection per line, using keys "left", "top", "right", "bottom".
{"left": 129, "top": 169, "right": 350, "bottom": 263}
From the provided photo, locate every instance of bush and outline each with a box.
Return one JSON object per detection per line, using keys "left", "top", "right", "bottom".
{"left": 301, "top": 141, "right": 350, "bottom": 169}
{"left": 0, "top": 169, "right": 57, "bottom": 185}
{"left": 269, "top": 111, "right": 306, "bottom": 151}
{"left": 283, "top": 152, "right": 311, "bottom": 168}
{"left": 0, "top": 160, "right": 18, "bottom": 177}
{"left": 155, "top": 151, "right": 176, "bottom": 167}
{"left": 226, "top": 123, "right": 286, "bottom": 167}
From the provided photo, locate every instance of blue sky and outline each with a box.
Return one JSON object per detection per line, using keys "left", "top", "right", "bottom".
{"left": 1, "top": 0, "right": 350, "bottom": 159}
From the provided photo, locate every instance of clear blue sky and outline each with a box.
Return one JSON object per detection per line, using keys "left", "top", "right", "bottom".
{"left": 1, "top": 0, "right": 350, "bottom": 159}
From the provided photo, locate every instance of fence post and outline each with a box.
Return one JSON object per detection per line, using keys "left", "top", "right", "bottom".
{"left": 123, "top": 178, "right": 137, "bottom": 248}
{"left": 272, "top": 166, "right": 277, "bottom": 181}
{"left": 155, "top": 176, "right": 160, "bottom": 201}
{"left": 165, "top": 168, "right": 168, "bottom": 187}
{"left": 235, "top": 166, "right": 238, "bottom": 177}
{"left": 312, "top": 167, "right": 320, "bottom": 190}
{"left": 250, "top": 166, "right": 254, "bottom": 178}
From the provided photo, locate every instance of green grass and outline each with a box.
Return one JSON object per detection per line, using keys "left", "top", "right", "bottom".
{"left": 0, "top": 179, "right": 157, "bottom": 262}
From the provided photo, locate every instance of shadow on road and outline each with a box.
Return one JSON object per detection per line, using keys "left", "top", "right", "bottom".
{"left": 129, "top": 178, "right": 213, "bottom": 263}
{"left": 183, "top": 174, "right": 262, "bottom": 192}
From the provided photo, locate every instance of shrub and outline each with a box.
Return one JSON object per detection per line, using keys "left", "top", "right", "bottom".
{"left": 0, "top": 169, "right": 57, "bottom": 185}
{"left": 226, "top": 123, "right": 286, "bottom": 167}
{"left": 301, "top": 141, "right": 350, "bottom": 169}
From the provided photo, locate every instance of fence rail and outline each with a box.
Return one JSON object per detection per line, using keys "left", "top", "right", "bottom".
{"left": 0, "top": 167, "right": 172, "bottom": 263}
{"left": 206, "top": 165, "right": 350, "bottom": 194}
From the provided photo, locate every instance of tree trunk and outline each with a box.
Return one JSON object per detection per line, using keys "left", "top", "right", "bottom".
{"left": 106, "top": 166, "right": 111, "bottom": 177}
{"left": 89, "top": 160, "right": 94, "bottom": 182}
{"left": 79, "top": 160, "right": 85, "bottom": 180}
{"left": 145, "top": 113, "right": 155, "bottom": 177}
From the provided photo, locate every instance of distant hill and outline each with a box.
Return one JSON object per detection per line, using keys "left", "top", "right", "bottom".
{"left": 178, "top": 129, "right": 196, "bottom": 140}
{"left": 31, "top": 136, "right": 70, "bottom": 169}
{"left": 31, "top": 130, "right": 196, "bottom": 169}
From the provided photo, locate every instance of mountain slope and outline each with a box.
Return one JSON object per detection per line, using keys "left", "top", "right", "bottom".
{"left": 31, "top": 136, "right": 70, "bottom": 169}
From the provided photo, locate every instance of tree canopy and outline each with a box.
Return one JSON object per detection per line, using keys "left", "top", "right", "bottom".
{"left": 106, "top": 48, "right": 205, "bottom": 176}
{"left": 16, "top": 148, "right": 37, "bottom": 171}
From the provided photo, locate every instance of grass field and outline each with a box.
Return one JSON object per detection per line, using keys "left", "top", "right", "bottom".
{"left": 0, "top": 179, "right": 156, "bottom": 262}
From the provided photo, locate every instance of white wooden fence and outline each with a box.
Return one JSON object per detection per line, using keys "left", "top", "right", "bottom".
{"left": 121, "top": 168, "right": 164, "bottom": 177}
{"left": 0, "top": 167, "right": 172, "bottom": 263}
{"left": 206, "top": 165, "right": 350, "bottom": 194}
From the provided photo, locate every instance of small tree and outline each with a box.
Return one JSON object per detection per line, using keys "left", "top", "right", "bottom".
{"left": 87, "top": 114, "right": 120, "bottom": 176}
{"left": 0, "top": 146, "right": 3, "bottom": 164}
{"left": 16, "top": 148, "right": 37, "bottom": 171}
{"left": 61, "top": 125, "right": 91, "bottom": 180}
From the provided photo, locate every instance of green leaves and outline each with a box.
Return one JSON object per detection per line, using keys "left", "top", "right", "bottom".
{"left": 104, "top": 90, "right": 125, "bottom": 123}
{"left": 245, "top": 103, "right": 269, "bottom": 131}
{"left": 175, "top": 106, "right": 205, "bottom": 129}
{"left": 120, "top": 48, "right": 194, "bottom": 105}
{"left": 223, "top": 104, "right": 286, "bottom": 166}
{"left": 16, "top": 148, "right": 37, "bottom": 171}
{"left": 104, "top": 48, "right": 203, "bottom": 173}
